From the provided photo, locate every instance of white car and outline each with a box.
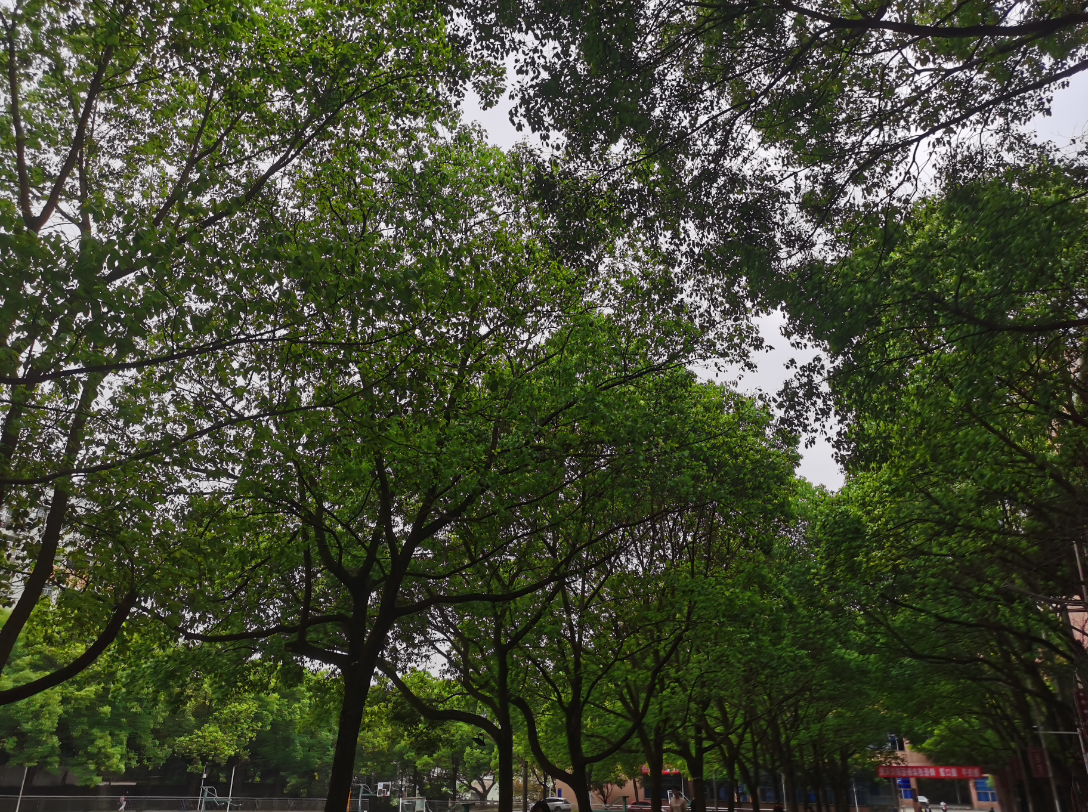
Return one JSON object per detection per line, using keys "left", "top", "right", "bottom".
{"left": 543, "top": 798, "right": 572, "bottom": 812}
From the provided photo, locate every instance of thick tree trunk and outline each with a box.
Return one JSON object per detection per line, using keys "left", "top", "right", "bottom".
{"left": 324, "top": 588, "right": 406, "bottom": 812}
{"left": 690, "top": 727, "right": 707, "bottom": 812}
{"left": 452, "top": 755, "right": 461, "bottom": 803}
{"left": 728, "top": 757, "right": 736, "bottom": 812}
{"left": 786, "top": 756, "right": 799, "bottom": 812}
{"left": 693, "top": 776, "right": 706, "bottom": 812}
{"left": 326, "top": 661, "right": 372, "bottom": 812}
{"left": 766, "top": 753, "right": 780, "bottom": 806}
{"left": 835, "top": 750, "right": 849, "bottom": 812}
{"left": 497, "top": 728, "right": 515, "bottom": 812}
{"left": 748, "top": 739, "right": 762, "bottom": 812}
{"left": 496, "top": 657, "right": 515, "bottom": 812}
{"left": 569, "top": 766, "right": 595, "bottom": 812}
{"left": 649, "top": 728, "right": 666, "bottom": 812}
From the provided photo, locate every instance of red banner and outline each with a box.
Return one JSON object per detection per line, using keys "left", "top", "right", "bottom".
{"left": 878, "top": 766, "right": 984, "bottom": 779}
{"left": 1029, "top": 747, "right": 1050, "bottom": 779}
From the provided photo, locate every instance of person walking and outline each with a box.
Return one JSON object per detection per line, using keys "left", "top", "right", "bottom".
{"left": 669, "top": 791, "right": 688, "bottom": 812}
{"left": 940, "top": 802, "right": 947, "bottom": 812}
{"left": 119, "top": 797, "right": 127, "bottom": 812}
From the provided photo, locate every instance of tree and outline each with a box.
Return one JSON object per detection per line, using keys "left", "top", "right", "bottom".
{"left": 462, "top": 0, "right": 1088, "bottom": 227}
{"left": 510, "top": 382, "right": 796, "bottom": 812}
{"left": 165, "top": 131, "right": 721, "bottom": 812}
{"left": 783, "top": 155, "right": 1088, "bottom": 806}
{"left": 0, "top": 604, "right": 171, "bottom": 784}
{"left": 0, "top": 604, "right": 336, "bottom": 790}
{"left": 0, "top": 0, "right": 480, "bottom": 701}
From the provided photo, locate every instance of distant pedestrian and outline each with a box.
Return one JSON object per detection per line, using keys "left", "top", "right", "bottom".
{"left": 940, "top": 802, "right": 947, "bottom": 812}
{"left": 119, "top": 797, "right": 127, "bottom": 812}
{"left": 669, "top": 793, "right": 688, "bottom": 812}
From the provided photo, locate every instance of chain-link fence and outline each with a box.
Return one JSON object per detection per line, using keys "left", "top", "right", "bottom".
{"left": 0, "top": 798, "right": 329, "bottom": 812}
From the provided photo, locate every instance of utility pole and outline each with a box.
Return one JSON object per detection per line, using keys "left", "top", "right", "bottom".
{"left": 13, "top": 765, "right": 28, "bottom": 812}
{"left": 1033, "top": 727, "right": 1063, "bottom": 812}
{"left": 227, "top": 765, "right": 237, "bottom": 812}
{"left": 198, "top": 766, "right": 208, "bottom": 812}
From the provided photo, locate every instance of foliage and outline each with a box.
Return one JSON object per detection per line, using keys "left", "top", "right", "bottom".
{"left": 0, "top": 0, "right": 485, "bottom": 704}
{"left": 782, "top": 148, "right": 1088, "bottom": 810}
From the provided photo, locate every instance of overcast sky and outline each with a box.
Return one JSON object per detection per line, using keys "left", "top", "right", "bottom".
{"left": 461, "top": 73, "right": 1088, "bottom": 491}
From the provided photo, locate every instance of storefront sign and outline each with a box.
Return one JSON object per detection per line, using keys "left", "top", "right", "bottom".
{"left": 877, "top": 766, "right": 984, "bottom": 779}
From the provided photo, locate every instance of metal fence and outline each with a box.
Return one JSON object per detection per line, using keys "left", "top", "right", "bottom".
{"left": 0, "top": 798, "right": 328, "bottom": 812}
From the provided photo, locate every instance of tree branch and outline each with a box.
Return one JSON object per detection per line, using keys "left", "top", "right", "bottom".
{"left": 0, "top": 589, "right": 138, "bottom": 705}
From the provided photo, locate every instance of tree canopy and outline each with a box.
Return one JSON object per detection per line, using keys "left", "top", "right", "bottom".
{"left": 2, "top": 3, "right": 1086, "bottom": 812}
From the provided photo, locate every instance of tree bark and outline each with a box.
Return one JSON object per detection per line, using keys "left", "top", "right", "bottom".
{"left": 324, "top": 576, "right": 407, "bottom": 812}
{"left": 691, "top": 725, "right": 707, "bottom": 812}
{"left": 327, "top": 659, "right": 372, "bottom": 812}
{"left": 749, "top": 734, "right": 762, "bottom": 812}
{"left": 495, "top": 651, "right": 515, "bottom": 812}
{"left": 497, "top": 725, "right": 515, "bottom": 812}
{"left": 786, "top": 755, "right": 799, "bottom": 812}
{"left": 0, "top": 589, "right": 137, "bottom": 704}
{"left": 452, "top": 754, "right": 461, "bottom": 804}
{"left": 648, "top": 726, "right": 666, "bottom": 812}
{"left": 835, "top": 750, "right": 848, "bottom": 812}
{"left": 0, "top": 376, "right": 97, "bottom": 673}
{"left": 0, "top": 382, "right": 31, "bottom": 510}
{"left": 812, "top": 748, "right": 824, "bottom": 812}
{"left": 570, "top": 771, "right": 595, "bottom": 812}
{"left": 728, "top": 754, "right": 736, "bottom": 812}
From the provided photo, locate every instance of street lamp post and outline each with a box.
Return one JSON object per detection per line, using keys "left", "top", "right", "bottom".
{"left": 226, "top": 765, "right": 237, "bottom": 812}
{"left": 13, "top": 765, "right": 28, "bottom": 812}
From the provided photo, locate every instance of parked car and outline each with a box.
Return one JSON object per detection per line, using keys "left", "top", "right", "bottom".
{"left": 543, "top": 798, "right": 572, "bottom": 812}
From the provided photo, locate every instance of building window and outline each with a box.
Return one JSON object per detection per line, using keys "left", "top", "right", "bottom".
{"left": 975, "top": 779, "right": 998, "bottom": 803}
